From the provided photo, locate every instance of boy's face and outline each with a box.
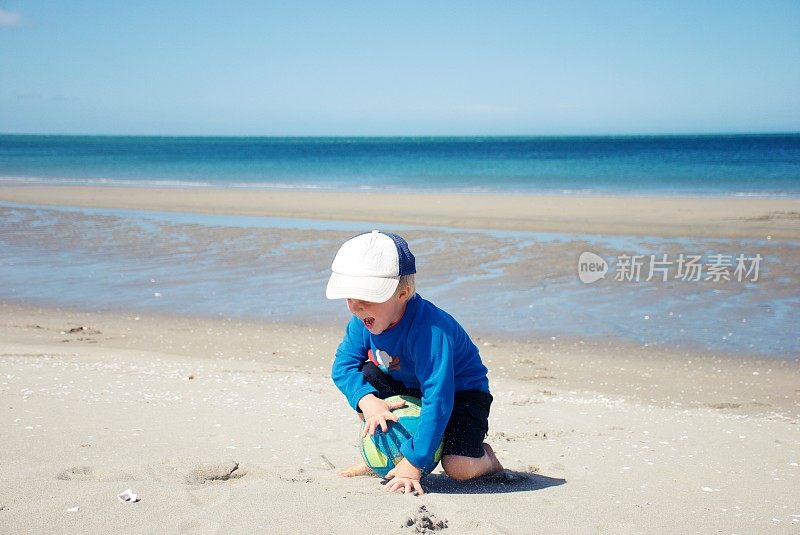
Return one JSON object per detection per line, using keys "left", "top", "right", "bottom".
{"left": 346, "top": 287, "right": 410, "bottom": 334}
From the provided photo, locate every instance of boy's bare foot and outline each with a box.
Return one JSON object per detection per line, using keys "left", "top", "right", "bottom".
{"left": 337, "top": 461, "right": 373, "bottom": 477}
{"left": 441, "top": 442, "right": 505, "bottom": 480}
{"left": 482, "top": 443, "right": 504, "bottom": 475}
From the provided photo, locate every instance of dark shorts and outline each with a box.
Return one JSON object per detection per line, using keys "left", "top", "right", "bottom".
{"left": 362, "top": 362, "right": 492, "bottom": 458}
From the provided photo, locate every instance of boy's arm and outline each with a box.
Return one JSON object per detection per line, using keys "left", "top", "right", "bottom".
{"left": 398, "top": 326, "right": 455, "bottom": 470}
{"left": 331, "top": 316, "right": 378, "bottom": 411}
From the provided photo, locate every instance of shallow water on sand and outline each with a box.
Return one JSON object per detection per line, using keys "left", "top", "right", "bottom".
{"left": 1, "top": 202, "right": 798, "bottom": 358}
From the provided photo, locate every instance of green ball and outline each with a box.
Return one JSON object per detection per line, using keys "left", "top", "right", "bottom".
{"left": 360, "top": 395, "right": 443, "bottom": 478}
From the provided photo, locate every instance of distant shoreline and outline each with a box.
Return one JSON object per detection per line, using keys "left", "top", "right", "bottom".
{"left": 2, "top": 184, "right": 799, "bottom": 239}
{"left": 2, "top": 177, "right": 799, "bottom": 200}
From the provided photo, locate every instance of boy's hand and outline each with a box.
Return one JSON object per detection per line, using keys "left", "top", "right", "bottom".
{"left": 385, "top": 458, "right": 424, "bottom": 495}
{"left": 358, "top": 394, "right": 407, "bottom": 437}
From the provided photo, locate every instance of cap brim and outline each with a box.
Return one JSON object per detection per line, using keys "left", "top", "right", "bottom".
{"left": 326, "top": 272, "right": 399, "bottom": 303}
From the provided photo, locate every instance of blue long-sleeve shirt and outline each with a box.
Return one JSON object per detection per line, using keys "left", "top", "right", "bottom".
{"left": 331, "top": 294, "right": 489, "bottom": 469}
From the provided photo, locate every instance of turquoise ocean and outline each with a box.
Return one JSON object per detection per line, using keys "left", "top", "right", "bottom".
{"left": 1, "top": 134, "right": 799, "bottom": 358}
{"left": 2, "top": 134, "right": 800, "bottom": 195}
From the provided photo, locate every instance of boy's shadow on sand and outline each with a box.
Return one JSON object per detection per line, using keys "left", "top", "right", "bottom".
{"left": 417, "top": 470, "right": 566, "bottom": 495}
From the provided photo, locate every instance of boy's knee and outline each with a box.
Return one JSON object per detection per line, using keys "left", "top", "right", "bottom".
{"left": 441, "top": 455, "right": 478, "bottom": 481}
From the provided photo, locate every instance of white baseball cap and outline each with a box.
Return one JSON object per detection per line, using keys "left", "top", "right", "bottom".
{"left": 326, "top": 230, "right": 416, "bottom": 303}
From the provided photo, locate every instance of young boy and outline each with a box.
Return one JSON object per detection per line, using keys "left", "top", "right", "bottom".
{"left": 326, "top": 230, "right": 503, "bottom": 495}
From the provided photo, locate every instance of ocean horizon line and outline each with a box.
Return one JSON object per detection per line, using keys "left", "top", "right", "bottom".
{"left": 2, "top": 131, "right": 800, "bottom": 140}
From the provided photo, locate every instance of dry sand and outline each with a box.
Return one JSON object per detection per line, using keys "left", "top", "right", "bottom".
{"left": 1, "top": 302, "right": 798, "bottom": 534}
{"left": 1, "top": 184, "right": 800, "bottom": 239}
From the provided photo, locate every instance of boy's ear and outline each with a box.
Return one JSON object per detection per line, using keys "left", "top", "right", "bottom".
{"left": 396, "top": 284, "right": 411, "bottom": 301}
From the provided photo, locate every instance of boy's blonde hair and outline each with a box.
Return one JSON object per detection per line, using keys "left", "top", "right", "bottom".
{"left": 396, "top": 274, "right": 416, "bottom": 299}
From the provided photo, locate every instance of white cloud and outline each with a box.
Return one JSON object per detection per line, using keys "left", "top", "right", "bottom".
{"left": 0, "top": 9, "right": 22, "bottom": 27}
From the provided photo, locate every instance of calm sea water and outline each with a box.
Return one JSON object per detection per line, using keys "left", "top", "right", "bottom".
{"left": 1, "top": 134, "right": 799, "bottom": 195}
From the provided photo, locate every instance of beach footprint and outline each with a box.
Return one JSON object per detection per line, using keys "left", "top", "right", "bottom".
{"left": 55, "top": 459, "right": 246, "bottom": 485}
{"left": 185, "top": 460, "right": 243, "bottom": 485}
{"left": 56, "top": 466, "right": 93, "bottom": 481}
{"left": 148, "top": 459, "right": 245, "bottom": 484}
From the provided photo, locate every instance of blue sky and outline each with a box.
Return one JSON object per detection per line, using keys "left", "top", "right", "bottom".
{"left": 1, "top": 1, "right": 799, "bottom": 136}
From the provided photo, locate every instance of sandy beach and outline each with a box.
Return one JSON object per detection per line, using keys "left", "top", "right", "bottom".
{"left": 1, "top": 186, "right": 799, "bottom": 533}
{"left": 1, "top": 301, "right": 798, "bottom": 534}
{"left": 1, "top": 184, "right": 800, "bottom": 238}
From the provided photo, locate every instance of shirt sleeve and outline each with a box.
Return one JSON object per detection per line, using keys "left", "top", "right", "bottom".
{"left": 331, "top": 316, "right": 378, "bottom": 411}
{"left": 399, "top": 326, "right": 454, "bottom": 469}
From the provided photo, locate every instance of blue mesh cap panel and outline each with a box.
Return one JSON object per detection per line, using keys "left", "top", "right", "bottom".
{"left": 383, "top": 232, "right": 416, "bottom": 275}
